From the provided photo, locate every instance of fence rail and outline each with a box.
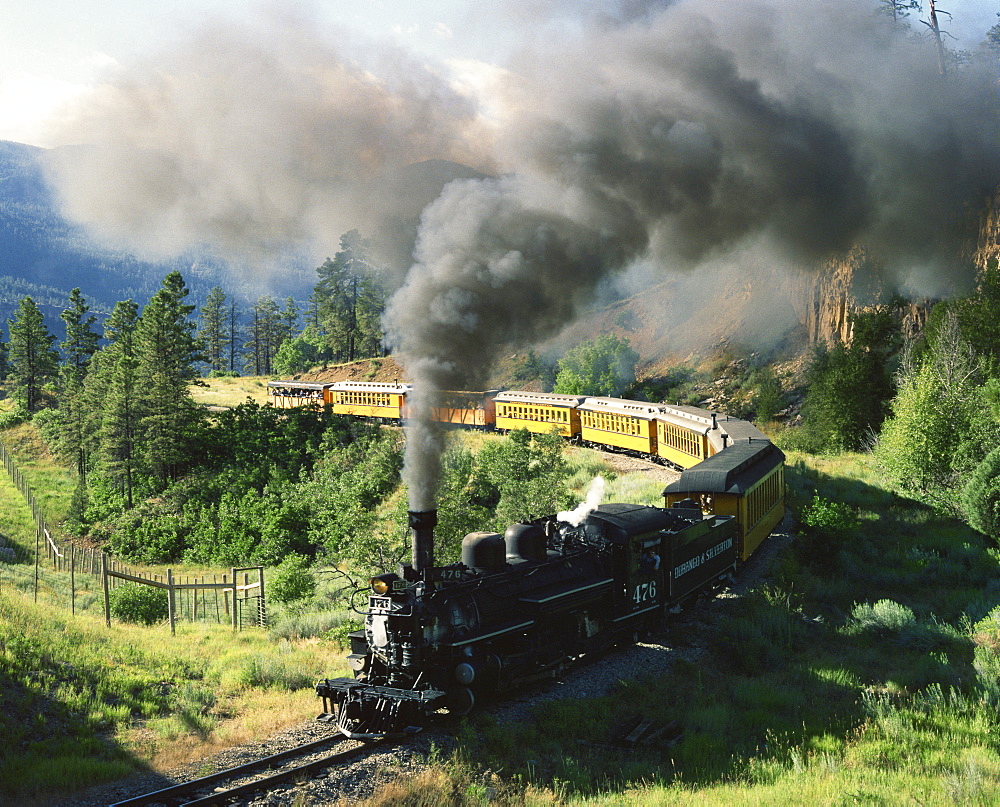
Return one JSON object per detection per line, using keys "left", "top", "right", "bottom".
{"left": 0, "top": 439, "right": 265, "bottom": 630}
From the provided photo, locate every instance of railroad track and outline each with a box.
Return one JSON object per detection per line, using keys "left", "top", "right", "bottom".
{"left": 110, "top": 733, "right": 384, "bottom": 806}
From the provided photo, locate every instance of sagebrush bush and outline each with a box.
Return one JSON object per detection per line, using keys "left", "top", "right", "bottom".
{"left": 108, "top": 583, "right": 169, "bottom": 626}
{"left": 845, "top": 599, "right": 916, "bottom": 636}
{"left": 268, "top": 610, "right": 355, "bottom": 642}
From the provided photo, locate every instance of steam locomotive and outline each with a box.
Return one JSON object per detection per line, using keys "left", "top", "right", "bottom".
{"left": 317, "top": 439, "right": 785, "bottom": 740}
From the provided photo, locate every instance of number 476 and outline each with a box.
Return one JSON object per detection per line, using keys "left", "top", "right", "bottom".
{"left": 633, "top": 581, "right": 657, "bottom": 604}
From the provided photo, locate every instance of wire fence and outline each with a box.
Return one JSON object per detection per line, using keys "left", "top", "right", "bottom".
{"left": 0, "top": 439, "right": 265, "bottom": 630}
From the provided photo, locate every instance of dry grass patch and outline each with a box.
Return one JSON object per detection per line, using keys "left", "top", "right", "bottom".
{"left": 190, "top": 376, "right": 271, "bottom": 408}
{"left": 142, "top": 688, "right": 321, "bottom": 771}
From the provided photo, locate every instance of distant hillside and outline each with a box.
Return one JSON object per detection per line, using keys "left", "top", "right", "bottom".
{"left": 0, "top": 141, "right": 206, "bottom": 318}
{"left": 0, "top": 142, "right": 492, "bottom": 333}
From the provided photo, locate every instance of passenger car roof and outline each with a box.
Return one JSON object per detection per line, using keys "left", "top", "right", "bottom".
{"left": 662, "top": 440, "right": 784, "bottom": 496}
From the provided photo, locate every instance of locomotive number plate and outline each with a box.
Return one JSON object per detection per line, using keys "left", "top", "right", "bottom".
{"left": 369, "top": 596, "right": 392, "bottom": 614}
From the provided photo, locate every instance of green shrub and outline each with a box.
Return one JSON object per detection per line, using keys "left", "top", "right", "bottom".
{"left": 0, "top": 407, "right": 30, "bottom": 430}
{"left": 962, "top": 446, "right": 1000, "bottom": 539}
{"left": 845, "top": 599, "right": 916, "bottom": 636}
{"left": 268, "top": 554, "right": 316, "bottom": 605}
{"left": 800, "top": 494, "right": 860, "bottom": 536}
{"left": 108, "top": 583, "right": 169, "bottom": 626}
{"left": 324, "top": 617, "right": 364, "bottom": 648}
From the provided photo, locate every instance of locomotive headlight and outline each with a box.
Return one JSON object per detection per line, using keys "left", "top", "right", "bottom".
{"left": 370, "top": 573, "right": 403, "bottom": 595}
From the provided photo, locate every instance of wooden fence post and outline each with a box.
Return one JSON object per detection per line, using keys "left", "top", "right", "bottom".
{"left": 102, "top": 554, "right": 111, "bottom": 627}
{"left": 231, "top": 567, "right": 238, "bottom": 631}
{"left": 33, "top": 517, "right": 39, "bottom": 603}
{"left": 167, "top": 568, "right": 176, "bottom": 636}
{"left": 258, "top": 566, "right": 266, "bottom": 627}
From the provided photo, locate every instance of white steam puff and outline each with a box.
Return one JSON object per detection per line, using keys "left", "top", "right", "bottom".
{"left": 43, "top": 1, "right": 1000, "bottom": 509}
{"left": 558, "top": 476, "right": 608, "bottom": 527}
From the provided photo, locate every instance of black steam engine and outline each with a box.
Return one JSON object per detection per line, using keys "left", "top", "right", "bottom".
{"left": 317, "top": 501, "right": 739, "bottom": 740}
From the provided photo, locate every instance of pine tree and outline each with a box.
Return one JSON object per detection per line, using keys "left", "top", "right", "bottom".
{"left": 60, "top": 288, "right": 99, "bottom": 386}
{"left": 8, "top": 296, "right": 59, "bottom": 412}
{"left": 89, "top": 299, "right": 142, "bottom": 507}
{"left": 281, "top": 296, "right": 299, "bottom": 342}
{"left": 198, "top": 286, "right": 230, "bottom": 373}
{"left": 314, "top": 230, "right": 386, "bottom": 362}
{"left": 134, "top": 272, "right": 204, "bottom": 484}
{"left": 243, "top": 295, "right": 282, "bottom": 375}
{"left": 57, "top": 288, "right": 101, "bottom": 473}
{"left": 227, "top": 300, "right": 240, "bottom": 373}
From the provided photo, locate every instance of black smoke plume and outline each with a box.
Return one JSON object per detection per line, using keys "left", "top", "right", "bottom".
{"left": 45, "top": 1, "right": 1000, "bottom": 510}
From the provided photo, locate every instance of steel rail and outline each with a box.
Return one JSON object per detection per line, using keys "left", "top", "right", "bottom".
{"left": 109, "top": 733, "right": 349, "bottom": 806}
{"left": 181, "top": 741, "right": 382, "bottom": 806}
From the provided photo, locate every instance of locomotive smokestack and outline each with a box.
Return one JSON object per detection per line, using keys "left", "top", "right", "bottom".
{"left": 409, "top": 510, "right": 437, "bottom": 574}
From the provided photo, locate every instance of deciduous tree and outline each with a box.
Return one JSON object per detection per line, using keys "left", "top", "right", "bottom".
{"left": 875, "top": 310, "right": 997, "bottom": 513}
{"left": 553, "top": 334, "right": 638, "bottom": 398}
{"left": 798, "top": 306, "right": 900, "bottom": 452}
{"left": 963, "top": 446, "right": 1000, "bottom": 540}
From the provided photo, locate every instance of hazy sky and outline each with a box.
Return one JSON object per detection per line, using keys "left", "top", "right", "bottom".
{"left": 5, "top": 1, "right": 999, "bottom": 149}
{"left": 0, "top": 0, "right": 510, "bottom": 147}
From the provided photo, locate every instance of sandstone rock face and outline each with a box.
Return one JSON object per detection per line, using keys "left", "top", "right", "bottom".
{"left": 972, "top": 192, "right": 1000, "bottom": 274}
{"left": 807, "top": 248, "right": 935, "bottom": 349}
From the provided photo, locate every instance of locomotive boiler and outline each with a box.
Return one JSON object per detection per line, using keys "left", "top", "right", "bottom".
{"left": 317, "top": 500, "right": 739, "bottom": 740}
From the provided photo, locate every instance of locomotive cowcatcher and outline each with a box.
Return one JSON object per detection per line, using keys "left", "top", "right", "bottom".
{"left": 317, "top": 500, "right": 738, "bottom": 740}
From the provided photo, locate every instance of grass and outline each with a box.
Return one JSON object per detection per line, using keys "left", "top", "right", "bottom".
{"left": 8, "top": 415, "right": 1000, "bottom": 804}
{"left": 0, "top": 432, "right": 353, "bottom": 804}
{"left": 0, "top": 586, "right": 347, "bottom": 803}
{"left": 189, "top": 375, "right": 272, "bottom": 409}
{"left": 1, "top": 423, "right": 77, "bottom": 531}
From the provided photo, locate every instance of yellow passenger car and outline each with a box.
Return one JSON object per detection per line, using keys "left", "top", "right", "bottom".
{"left": 654, "top": 406, "right": 718, "bottom": 469}
{"left": 662, "top": 440, "right": 785, "bottom": 561}
{"left": 329, "top": 381, "right": 411, "bottom": 422}
{"left": 577, "top": 397, "right": 660, "bottom": 455}
{"left": 267, "top": 381, "right": 334, "bottom": 409}
{"left": 429, "top": 390, "right": 500, "bottom": 428}
{"left": 494, "top": 391, "right": 584, "bottom": 438}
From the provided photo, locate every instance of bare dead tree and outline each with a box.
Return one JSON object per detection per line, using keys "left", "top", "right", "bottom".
{"left": 922, "top": 0, "right": 953, "bottom": 76}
